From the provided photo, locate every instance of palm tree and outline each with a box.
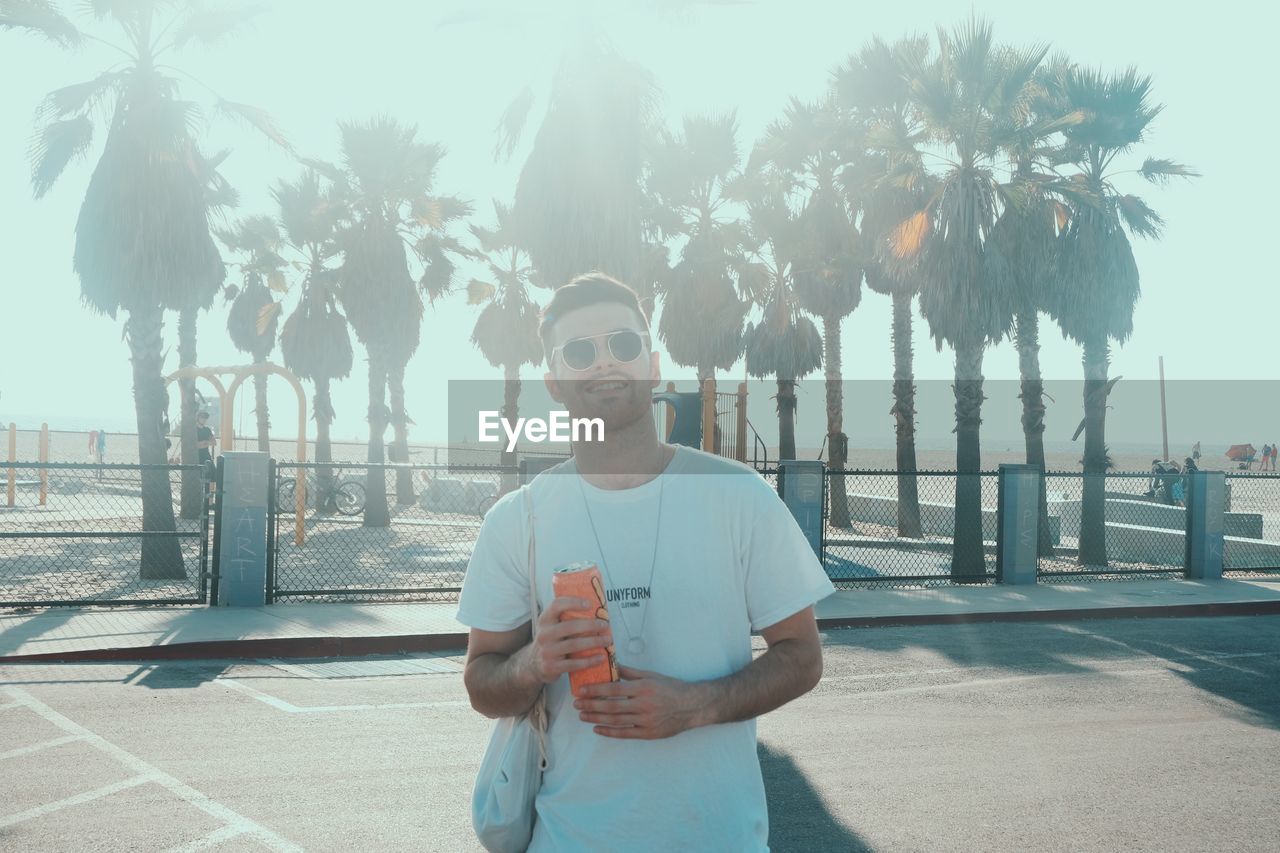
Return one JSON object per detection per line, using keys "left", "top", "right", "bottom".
{"left": 467, "top": 200, "right": 544, "bottom": 489}
{"left": 499, "top": 36, "right": 660, "bottom": 296}
{"left": 328, "top": 117, "right": 470, "bottom": 524}
{"left": 892, "top": 19, "right": 1048, "bottom": 581}
{"left": 275, "top": 171, "right": 352, "bottom": 507}
{"left": 646, "top": 112, "right": 750, "bottom": 398}
{"left": 1045, "top": 66, "right": 1197, "bottom": 566}
{"left": 7, "top": 1, "right": 284, "bottom": 578}
{"left": 218, "top": 216, "right": 287, "bottom": 453}
{"left": 756, "top": 98, "right": 862, "bottom": 526}
{"left": 834, "top": 35, "right": 931, "bottom": 539}
{"left": 738, "top": 169, "right": 824, "bottom": 462}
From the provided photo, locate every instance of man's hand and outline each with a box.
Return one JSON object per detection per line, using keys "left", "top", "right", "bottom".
{"left": 573, "top": 665, "right": 709, "bottom": 740}
{"left": 524, "top": 596, "right": 614, "bottom": 685}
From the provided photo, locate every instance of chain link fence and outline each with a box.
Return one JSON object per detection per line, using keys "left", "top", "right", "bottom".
{"left": 270, "top": 462, "right": 520, "bottom": 601}
{"left": 1222, "top": 473, "right": 1280, "bottom": 577}
{"left": 822, "top": 470, "right": 1000, "bottom": 588}
{"left": 1, "top": 462, "right": 210, "bottom": 607}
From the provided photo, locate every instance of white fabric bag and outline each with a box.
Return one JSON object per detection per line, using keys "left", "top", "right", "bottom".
{"left": 471, "top": 488, "right": 549, "bottom": 853}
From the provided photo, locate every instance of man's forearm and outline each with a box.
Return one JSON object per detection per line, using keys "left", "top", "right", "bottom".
{"left": 465, "top": 644, "right": 544, "bottom": 719}
{"left": 694, "top": 638, "right": 822, "bottom": 727}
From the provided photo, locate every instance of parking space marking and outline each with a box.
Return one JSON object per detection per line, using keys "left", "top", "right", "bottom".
{"left": 0, "top": 733, "right": 86, "bottom": 761}
{"left": 1, "top": 686, "right": 302, "bottom": 852}
{"left": 162, "top": 824, "right": 250, "bottom": 852}
{"left": 0, "top": 774, "right": 154, "bottom": 829}
{"left": 217, "top": 676, "right": 471, "bottom": 714}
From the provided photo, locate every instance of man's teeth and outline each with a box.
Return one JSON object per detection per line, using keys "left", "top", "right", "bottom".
{"left": 591, "top": 382, "right": 626, "bottom": 391}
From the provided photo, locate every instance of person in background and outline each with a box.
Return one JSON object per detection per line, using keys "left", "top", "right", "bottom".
{"left": 1269, "top": 443, "right": 1278, "bottom": 471}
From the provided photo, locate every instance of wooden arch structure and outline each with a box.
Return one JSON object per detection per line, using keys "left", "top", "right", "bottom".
{"left": 164, "top": 362, "right": 308, "bottom": 545}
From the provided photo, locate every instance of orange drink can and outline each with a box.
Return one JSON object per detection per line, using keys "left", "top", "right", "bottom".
{"left": 551, "top": 561, "right": 619, "bottom": 691}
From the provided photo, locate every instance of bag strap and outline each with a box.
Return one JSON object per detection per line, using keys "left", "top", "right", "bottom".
{"left": 523, "top": 487, "right": 550, "bottom": 769}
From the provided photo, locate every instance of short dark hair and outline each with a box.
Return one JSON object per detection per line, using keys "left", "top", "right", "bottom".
{"left": 539, "top": 272, "right": 650, "bottom": 364}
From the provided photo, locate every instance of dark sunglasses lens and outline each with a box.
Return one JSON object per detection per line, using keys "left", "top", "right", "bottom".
{"left": 562, "top": 339, "right": 598, "bottom": 370}
{"left": 609, "top": 331, "right": 644, "bottom": 362}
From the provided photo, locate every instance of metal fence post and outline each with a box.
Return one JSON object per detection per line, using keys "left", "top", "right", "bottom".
{"left": 996, "top": 464, "right": 1040, "bottom": 585}
{"left": 1185, "top": 470, "right": 1225, "bottom": 580}
{"left": 214, "top": 451, "right": 270, "bottom": 606}
{"left": 778, "top": 459, "right": 825, "bottom": 560}
{"left": 520, "top": 456, "right": 564, "bottom": 486}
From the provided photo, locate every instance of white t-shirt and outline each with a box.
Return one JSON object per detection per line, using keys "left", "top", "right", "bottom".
{"left": 456, "top": 446, "right": 835, "bottom": 852}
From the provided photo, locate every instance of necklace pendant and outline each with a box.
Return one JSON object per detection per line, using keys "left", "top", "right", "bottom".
{"left": 626, "top": 637, "right": 646, "bottom": 656}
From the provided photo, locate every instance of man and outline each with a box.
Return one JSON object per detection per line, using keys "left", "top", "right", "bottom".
{"left": 195, "top": 411, "right": 216, "bottom": 463}
{"left": 458, "top": 273, "right": 834, "bottom": 851}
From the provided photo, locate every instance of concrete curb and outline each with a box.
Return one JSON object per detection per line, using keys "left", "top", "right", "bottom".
{"left": 4, "top": 599, "right": 1280, "bottom": 663}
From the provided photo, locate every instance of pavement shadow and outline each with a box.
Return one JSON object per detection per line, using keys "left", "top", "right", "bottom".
{"left": 759, "top": 741, "right": 870, "bottom": 852}
{"left": 822, "top": 614, "right": 1280, "bottom": 731}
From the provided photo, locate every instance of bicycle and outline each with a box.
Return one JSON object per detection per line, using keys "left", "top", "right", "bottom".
{"left": 275, "top": 472, "right": 366, "bottom": 516}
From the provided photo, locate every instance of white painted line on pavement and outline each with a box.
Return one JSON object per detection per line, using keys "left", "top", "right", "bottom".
{"left": 0, "top": 701, "right": 22, "bottom": 711}
{"left": 1, "top": 686, "right": 302, "bottom": 853}
{"left": 831, "top": 667, "right": 1171, "bottom": 698}
{"left": 217, "top": 676, "right": 470, "bottom": 714}
{"left": 162, "top": 824, "right": 249, "bottom": 852}
{"left": 0, "top": 733, "right": 87, "bottom": 761}
{"left": 0, "top": 774, "right": 154, "bottom": 828}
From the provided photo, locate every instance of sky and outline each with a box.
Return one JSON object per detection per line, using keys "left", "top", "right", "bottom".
{"left": 1, "top": 0, "right": 1275, "bottom": 451}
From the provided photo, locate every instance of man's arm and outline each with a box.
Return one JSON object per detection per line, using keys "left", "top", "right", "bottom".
{"left": 463, "top": 596, "right": 615, "bottom": 719}
{"left": 573, "top": 606, "right": 823, "bottom": 739}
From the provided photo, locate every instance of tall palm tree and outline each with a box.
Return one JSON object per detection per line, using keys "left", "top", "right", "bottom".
{"left": 499, "top": 36, "right": 660, "bottom": 296}
{"left": 646, "top": 112, "right": 750, "bottom": 394}
{"left": 7, "top": 1, "right": 284, "bottom": 578}
{"left": 834, "top": 35, "right": 931, "bottom": 538}
{"left": 1046, "top": 66, "right": 1197, "bottom": 566}
{"left": 756, "top": 98, "right": 862, "bottom": 526}
{"left": 275, "top": 170, "right": 352, "bottom": 507}
{"left": 329, "top": 117, "right": 470, "bottom": 524}
{"left": 892, "top": 19, "right": 1048, "bottom": 581}
{"left": 467, "top": 200, "right": 544, "bottom": 489}
{"left": 218, "top": 215, "right": 286, "bottom": 453}
{"left": 738, "top": 169, "right": 824, "bottom": 462}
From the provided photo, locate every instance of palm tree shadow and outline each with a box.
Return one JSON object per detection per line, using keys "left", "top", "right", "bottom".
{"left": 758, "top": 741, "right": 871, "bottom": 852}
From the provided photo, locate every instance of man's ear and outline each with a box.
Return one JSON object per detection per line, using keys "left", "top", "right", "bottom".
{"left": 648, "top": 351, "right": 662, "bottom": 389}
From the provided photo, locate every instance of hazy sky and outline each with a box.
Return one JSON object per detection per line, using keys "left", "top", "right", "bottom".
{"left": 1, "top": 0, "right": 1274, "bottom": 448}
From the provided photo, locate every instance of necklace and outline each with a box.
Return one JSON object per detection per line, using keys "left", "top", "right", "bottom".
{"left": 575, "top": 454, "right": 667, "bottom": 656}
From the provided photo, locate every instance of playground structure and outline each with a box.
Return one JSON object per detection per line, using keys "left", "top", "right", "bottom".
{"left": 164, "top": 363, "right": 309, "bottom": 545}
{"left": 653, "top": 378, "right": 759, "bottom": 466}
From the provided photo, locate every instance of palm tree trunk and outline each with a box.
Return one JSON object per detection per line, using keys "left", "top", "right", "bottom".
{"left": 500, "top": 364, "right": 521, "bottom": 496}
{"left": 1079, "top": 337, "right": 1110, "bottom": 566}
{"left": 823, "top": 315, "right": 850, "bottom": 528}
{"left": 127, "top": 306, "right": 184, "bottom": 580}
{"left": 315, "top": 376, "right": 335, "bottom": 514}
{"left": 364, "top": 352, "right": 391, "bottom": 527}
{"left": 253, "top": 359, "right": 271, "bottom": 453}
{"left": 891, "top": 290, "right": 922, "bottom": 538}
{"left": 777, "top": 378, "right": 797, "bottom": 461}
{"left": 952, "top": 340, "right": 986, "bottom": 582}
{"left": 1016, "top": 310, "right": 1053, "bottom": 557}
{"left": 177, "top": 308, "right": 201, "bottom": 519}
{"left": 387, "top": 361, "right": 415, "bottom": 505}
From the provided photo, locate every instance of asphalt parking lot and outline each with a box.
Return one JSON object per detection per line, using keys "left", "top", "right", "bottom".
{"left": 3, "top": 615, "right": 1279, "bottom": 851}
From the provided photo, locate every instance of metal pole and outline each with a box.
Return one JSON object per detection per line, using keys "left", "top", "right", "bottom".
{"left": 736, "top": 382, "right": 748, "bottom": 463}
{"left": 702, "top": 377, "right": 717, "bottom": 453}
{"left": 6, "top": 422, "right": 15, "bottom": 507}
{"left": 38, "top": 422, "right": 48, "bottom": 505}
{"left": 1159, "top": 356, "right": 1169, "bottom": 461}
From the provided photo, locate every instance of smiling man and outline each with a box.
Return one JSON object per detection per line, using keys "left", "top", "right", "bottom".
{"left": 458, "top": 272, "right": 835, "bottom": 851}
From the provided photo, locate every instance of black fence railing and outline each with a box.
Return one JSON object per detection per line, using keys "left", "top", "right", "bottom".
{"left": 820, "top": 469, "right": 1000, "bottom": 589}
{"left": 270, "top": 462, "right": 518, "bottom": 601}
{"left": 1222, "top": 472, "right": 1280, "bottom": 576}
{"left": 1, "top": 462, "right": 210, "bottom": 607}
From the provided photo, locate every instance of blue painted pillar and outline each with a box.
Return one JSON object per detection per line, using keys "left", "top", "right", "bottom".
{"left": 1185, "top": 470, "right": 1225, "bottom": 580}
{"left": 215, "top": 452, "right": 269, "bottom": 606}
{"left": 996, "top": 464, "right": 1040, "bottom": 585}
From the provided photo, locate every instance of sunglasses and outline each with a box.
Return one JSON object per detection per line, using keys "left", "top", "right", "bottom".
{"left": 551, "top": 329, "right": 650, "bottom": 372}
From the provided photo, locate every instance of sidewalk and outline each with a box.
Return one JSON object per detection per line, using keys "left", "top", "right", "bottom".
{"left": 3, "top": 578, "right": 1280, "bottom": 663}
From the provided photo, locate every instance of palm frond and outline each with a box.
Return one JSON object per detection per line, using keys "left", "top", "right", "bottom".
{"left": 1115, "top": 193, "right": 1163, "bottom": 238}
{"left": 493, "top": 85, "right": 535, "bottom": 161}
{"left": 1138, "top": 157, "right": 1200, "bottom": 184}
{"left": 38, "top": 70, "right": 126, "bottom": 120}
{"left": 216, "top": 98, "right": 290, "bottom": 150}
{"left": 29, "top": 115, "right": 94, "bottom": 199}
{"left": 170, "top": 2, "right": 265, "bottom": 50}
{"left": 0, "top": 0, "right": 83, "bottom": 47}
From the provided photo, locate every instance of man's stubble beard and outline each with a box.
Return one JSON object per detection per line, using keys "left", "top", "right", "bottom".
{"left": 563, "top": 381, "right": 653, "bottom": 437}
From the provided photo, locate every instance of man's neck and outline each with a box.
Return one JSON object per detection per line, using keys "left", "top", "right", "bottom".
{"left": 570, "top": 418, "right": 673, "bottom": 490}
